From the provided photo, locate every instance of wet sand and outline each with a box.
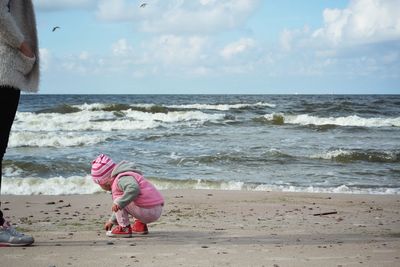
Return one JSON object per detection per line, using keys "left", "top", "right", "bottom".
{"left": 1, "top": 190, "right": 399, "bottom": 266}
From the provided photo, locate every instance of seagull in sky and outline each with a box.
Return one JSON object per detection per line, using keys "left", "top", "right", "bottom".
{"left": 140, "top": 3, "right": 147, "bottom": 8}
{"left": 52, "top": 26, "right": 60, "bottom": 32}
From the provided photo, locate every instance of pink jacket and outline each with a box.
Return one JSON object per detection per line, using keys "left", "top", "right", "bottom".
{"left": 111, "top": 171, "right": 164, "bottom": 208}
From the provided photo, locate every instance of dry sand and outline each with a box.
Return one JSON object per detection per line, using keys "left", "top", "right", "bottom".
{"left": 1, "top": 190, "right": 399, "bottom": 267}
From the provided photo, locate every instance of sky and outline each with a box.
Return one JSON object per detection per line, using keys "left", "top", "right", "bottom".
{"left": 33, "top": 0, "right": 400, "bottom": 94}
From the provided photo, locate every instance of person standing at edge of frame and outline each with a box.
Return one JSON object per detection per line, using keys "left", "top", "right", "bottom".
{"left": 0, "top": 0, "right": 40, "bottom": 246}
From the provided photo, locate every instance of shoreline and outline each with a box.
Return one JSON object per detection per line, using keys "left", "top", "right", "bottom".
{"left": 1, "top": 189, "right": 399, "bottom": 266}
{"left": 3, "top": 176, "right": 399, "bottom": 196}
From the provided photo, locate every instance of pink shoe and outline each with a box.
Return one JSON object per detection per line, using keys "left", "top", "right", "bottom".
{"left": 106, "top": 225, "right": 132, "bottom": 238}
{"left": 131, "top": 220, "right": 148, "bottom": 235}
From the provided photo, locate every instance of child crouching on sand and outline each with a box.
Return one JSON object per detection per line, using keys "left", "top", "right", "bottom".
{"left": 91, "top": 154, "right": 164, "bottom": 237}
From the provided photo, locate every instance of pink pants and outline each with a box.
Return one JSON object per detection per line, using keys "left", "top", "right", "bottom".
{"left": 114, "top": 200, "right": 163, "bottom": 227}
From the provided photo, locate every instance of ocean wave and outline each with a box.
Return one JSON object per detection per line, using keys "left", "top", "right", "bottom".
{"left": 10, "top": 108, "right": 226, "bottom": 148}
{"left": 252, "top": 184, "right": 399, "bottom": 195}
{"left": 166, "top": 102, "right": 276, "bottom": 111}
{"left": 77, "top": 103, "right": 173, "bottom": 113}
{"left": 168, "top": 149, "right": 293, "bottom": 166}
{"left": 260, "top": 113, "right": 400, "bottom": 127}
{"left": 3, "top": 160, "right": 90, "bottom": 178}
{"left": 2, "top": 176, "right": 398, "bottom": 195}
{"left": 76, "top": 102, "right": 276, "bottom": 112}
{"left": 311, "top": 149, "right": 400, "bottom": 163}
{"left": 8, "top": 132, "right": 109, "bottom": 148}
{"left": 38, "top": 102, "right": 276, "bottom": 114}
{"left": 124, "top": 110, "right": 224, "bottom": 124}
{"left": 36, "top": 104, "right": 81, "bottom": 114}
{"left": 14, "top": 109, "right": 225, "bottom": 132}
{"left": 2, "top": 176, "right": 101, "bottom": 195}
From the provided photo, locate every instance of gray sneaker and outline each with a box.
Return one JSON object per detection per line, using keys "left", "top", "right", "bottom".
{"left": 0, "top": 222, "right": 34, "bottom": 247}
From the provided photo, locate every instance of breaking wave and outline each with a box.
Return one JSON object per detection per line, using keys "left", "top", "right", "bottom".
{"left": 2, "top": 176, "right": 398, "bottom": 195}
{"left": 260, "top": 113, "right": 400, "bottom": 127}
{"left": 12, "top": 109, "right": 224, "bottom": 143}
{"left": 311, "top": 149, "right": 400, "bottom": 163}
{"left": 33, "top": 102, "right": 276, "bottom": 114}
{"left": 8, "top": 132, "right": 109, "bottom": 148}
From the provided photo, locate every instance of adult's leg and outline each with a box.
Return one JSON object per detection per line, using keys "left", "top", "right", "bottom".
{"left": 0, "top": 86, "right": 21, "bottom": 225}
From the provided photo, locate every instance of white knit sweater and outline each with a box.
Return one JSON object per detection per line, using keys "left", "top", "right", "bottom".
{"left": 0, "top": 0, "right": 39, "bottom": 92}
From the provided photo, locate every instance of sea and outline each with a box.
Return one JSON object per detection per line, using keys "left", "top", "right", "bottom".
{"left": 2, "top": 94, "right": 399, "bottom": 195}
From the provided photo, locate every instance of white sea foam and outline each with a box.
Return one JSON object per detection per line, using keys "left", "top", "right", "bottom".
{"left": 74, "top": 103, "right": 108, "bottom": 111}
{"left": 9, "top": 108, "right": 225, "bottom": 148}
{"left": 13, "top": 109, "right": 224, "bottom": 133}
{"left": 310, "top": 149, "right": 352, "bottom": 160}
{"left": 253, "top": 184, "right": 399, "bottom": 195}
{"left": 264, "top": 113, "right": 400, "bottom": 127}
{"left": 124, "top": 110, "right": 224, "bottom": 123}
{"left": 71, "top": 102, "right": 276, "bottom": 112}
{"left": 167, "top": 102, "right": 276, "bottom": 110}
{"left": 14, "top": 110, "right": 117, "bottom": 132}
{"left": 2, "top": 176, "right": 398, "bottom": 195}
{"left": 8, "top": 132, "right": 109, "bottom": 148}
{"left": 2, "top": 176, "right": 102, "bottom": 195}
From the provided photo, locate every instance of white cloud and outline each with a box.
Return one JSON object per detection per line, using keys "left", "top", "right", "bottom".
{"left": 280, "top": 29, "right": 293, "bottom": 51}
{"left": 280, "top": 0, "right": 400, "bottom": 51}
{"left": 39, "top": 48, "right": 51, "bottom": 71}
{"left": 111, "top": 39, "right": 134, "bottom": 56}
{"left": 79, "top": 51, "right": 90, "bottom": 60}
{"left": 312, "top": 0, "right": 400, "bottom": 46}
{"left": 280, "top": 26, "right": 310, "bottom": 51}
{"left": 382, "top": 51, "right": 399, "bottom": 64}
{"left": 148, "top": 35, "right": 209, "bottom": 66}
{"left": 275, "top": 0, "right": 400, "bottom": 79}
{"left": 220, "top": 38, "right": 255, "bottom": 59}
{"left": 57, "top": 51, "right": 104, "bottom": 75}
{"left": 34, "top": 0, "right": 96, "bottom": 11}
{"left": 96, "top": 0, "right": 261, "bottom": 34}
{"left": 199, "top": 0, "right": 216, "bottom": 5}
{"left": 96, "top": 0, "right": 138, "bottom": 21}
{"left": 50, "top": 34, "right": 209, "bottom": 76}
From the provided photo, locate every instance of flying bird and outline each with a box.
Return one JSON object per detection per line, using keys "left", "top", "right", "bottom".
{"left": 52, "top": 26, "right": 60, "bottom": 32}
{"left": 140, "top": 3, "right": 147, "bottom": 8}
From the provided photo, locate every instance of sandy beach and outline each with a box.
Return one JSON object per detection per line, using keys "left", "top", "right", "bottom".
{"left": 1, "top": 190, "right": 399, "bottom": 267}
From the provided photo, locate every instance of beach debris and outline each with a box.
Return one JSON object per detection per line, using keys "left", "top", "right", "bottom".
{"left": 46, "top": 201, "right": 56, "bottom": 205}
{"left": 19, "top": 217, "right": 30, "bottom": 224}
{"left": 106, "top": 241, "right": 114, "bottom": 245}
{"left": 313, "top": 211, "right": 338, "bottom": 216}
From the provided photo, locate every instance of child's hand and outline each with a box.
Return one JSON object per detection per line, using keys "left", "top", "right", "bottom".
{"left": 104, "top": 221, "right": 113, "bottom": 231}
{"left": 112, "top": 203, "right": 121, "bottom": 212}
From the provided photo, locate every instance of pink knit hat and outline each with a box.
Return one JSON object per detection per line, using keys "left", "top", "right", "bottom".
{"left": 91, "top": 154, "right": 116, "bottom": 185}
